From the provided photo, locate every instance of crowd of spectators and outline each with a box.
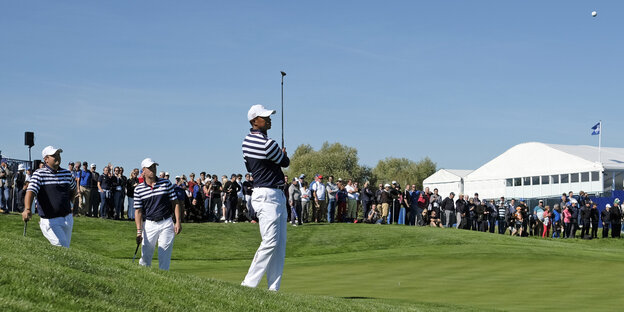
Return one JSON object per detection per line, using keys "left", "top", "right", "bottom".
{"left": 2, "top": 159, "right": 622, "bottom": 239}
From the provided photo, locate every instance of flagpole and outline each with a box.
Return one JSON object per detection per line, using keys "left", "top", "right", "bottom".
{"left": 598, "top": 120, "right": 602, "bottom": 164}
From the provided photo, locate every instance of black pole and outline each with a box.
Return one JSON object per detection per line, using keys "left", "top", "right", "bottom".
{"left": 281, "top": 71, "right": 286, "bottom": 148}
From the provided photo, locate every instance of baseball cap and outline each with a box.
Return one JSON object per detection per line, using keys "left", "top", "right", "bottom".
{"left": 615, "top": 198, "right": 621, "bottom": 204}
{"left": 175, "top": 176, "right": 180, "bottom": 179}
{"left": 384, "top": 183, "right": 391, "bottom": 188}
{"left": 41, "top": 146, "right": 63, "bottom": 159}
{"left": 90, "top": 163, "right": 96, "bottom": 168}
{"left": 141, "top": 158, "right": 159, "bottom": 169}
{"left": 299, "top": 174, "right": 306, "bottom": 179}
{"left": 18, "top": 164, "right": 25, "bottom": 170}
{"left": 391, "top": 181, "right": 397, "bottom": 185}
{"left": 316, "top": 174, "right": 323, "bottom": 179}
{"left": 606, "top": 204, "right": 612, "bottom": 208}
{"left": 82, "top": 161, "right": 88, "bottom": 166}
{"left": 247, "top": 104, "right": 276, "bottom": 121}
{"left": 165, "top": 172, "right": 170, "bottom": 176}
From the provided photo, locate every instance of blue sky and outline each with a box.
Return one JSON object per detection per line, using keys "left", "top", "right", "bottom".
{"left": 2, "top": 1, "right": 623, "bottom": 176}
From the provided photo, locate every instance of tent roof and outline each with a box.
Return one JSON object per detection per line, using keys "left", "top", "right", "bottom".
{"left": 465, "top": 142, "right": 619, "bottom": 181}
{"left": 424, "top": 169, "right": 473, "bottom": 184}
{"left": 544, "top": 143, "right": 624, "bottom": 170}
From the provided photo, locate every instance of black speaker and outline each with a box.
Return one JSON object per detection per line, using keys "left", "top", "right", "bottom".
{"left": 25, "top": 132, "right": 34, "bottom": 147}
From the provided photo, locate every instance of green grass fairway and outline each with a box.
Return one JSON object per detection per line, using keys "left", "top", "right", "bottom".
{"left": 2, "top": 214, "right": 623, "bottom": 311}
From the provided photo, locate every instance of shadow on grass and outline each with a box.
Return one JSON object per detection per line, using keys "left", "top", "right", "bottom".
{"left": 341, "top": 296, "right": 377, "bottom": 300}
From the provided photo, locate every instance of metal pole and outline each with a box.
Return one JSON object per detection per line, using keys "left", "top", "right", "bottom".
{"left": 598, "top": 120, "right": 602, "bottom": 164}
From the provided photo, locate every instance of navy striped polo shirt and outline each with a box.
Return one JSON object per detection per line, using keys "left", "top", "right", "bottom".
{"left": 242, "top": 128, "right": 290, "bottom": 188}
{"left": 27, "top": 165, "right": 76, "bottom": 219}
{"left": 134, "top": 178, "right": 177, "bottom": 221}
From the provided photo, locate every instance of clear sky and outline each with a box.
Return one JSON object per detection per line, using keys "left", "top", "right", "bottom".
{"left": 2, "top": 1, "right": 623, "bottom": 177}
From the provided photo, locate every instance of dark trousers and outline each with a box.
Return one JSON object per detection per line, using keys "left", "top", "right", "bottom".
{"left": 225, "top": 196, "right": 237, "bottom": 222}
{"left": 362, "top": 201, "right": 372, "bottom": 223}
{"left": 611, "top": 222, "right": 621, "bottom": 238}
{"left": 602, "top": 223, "right": 610, "bottom": 238}
{"left": 568, "top": 222, "right": 577, "bottom": 238}
{"left": 99, "top": 191, "right": 112, "bottom": 218}
{"left": 90, "top": 188, "right": 100, "bottom": 217}
{"left": 391, "top": 202, "right": 400, "bottom": 224}
{"left": 498, "top": 219, "right": 506, "bottom": 234}
{"left": 408, "top": 205, "right": 418, "bottom": 226}
{"left": 581, "top": 220, "right": 591, "bottom": 238}
{"left": 113, "top": 190, "right": 124, "bottom": 219}
{"left": 478, "top": 220, "right": 488, "bottom": 232}
{"left": 489, "top": 216, "right": 496, "bottom": 233}
{"left": 209, "top": 197, "right": 223, "bottom": 221}
{"left": 591, "top": 222, "right": 599, "bottom": 238}
{"left": 291, "top": 200, "right": 302, "bottom": 225}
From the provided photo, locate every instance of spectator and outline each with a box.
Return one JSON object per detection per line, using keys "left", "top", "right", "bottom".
{"left": 496, "top": 197, "right": 507, "bottom": 234}
{"left": 429, "top": 210, "right": 443, "bottom": 228}
{"left": 242, "top": 173, "right": 255, "bottom": 222}
{"left": 563, "top": 205, "right": 572, "bottom": 238}
{"left": 361, "top": 181, "right": 374, "bottom": 224}
{"left": 89, "top": 164, "right": 100, "bottom": 217}
{"left": 533, "top": 200, "right": 545, "bottom": 237}
{"left": 311, "top": 174, "right": 327, "bottom": 223}
{"left": 98, "top": 166, "right": 113, "bottom": 219}
{"left": 580, "top": 202, "right": 592, "bottom": 239}
{"left": 300, "top": 181, "right": 311, "bottom": 223}
{"left": 288, "top": 178, "right": 302, "bottom": 226}
{"left": 0, "top": 160, "right": 12, "bottom": 213}
{"left": 223, "top": 174, "right": 241, "bottom": 223}
{"left": 336, "top": 180, "right": 348, "bottom": 222}
{"left": 590, "top": 203, "right": 599, "bottom": 239}
{"left": 112, "top": 167, "right": 124, "bottom": 220}
{"left": 126, "top": 168, "right": 140, "bottom": 221}
{"left": 14, "top": 164, "right": 27, "bottom": 212}
{"left": 611, "top": 199, "right": 622, "bottom": 238}
{"left": 208, "top": 174, "right": 223, "bottom": 222}
{"left": 601, "top": 204, "right": 611, "bottom": 238}
{"left": 511, "top": 207, "right": 524, "bottom": 236}
{"left": 345, "top": 180, "right": 357, "bottom": 223}
{"left": 379, "top": 184, "right": 393, "bottom": 224}
{"left": 542, "top": 206, "right": 551, "bottom": 238}
{"left": 551, "top": 204, "right": 562, "bottom": 238}
{"left": 326, "top": 176, "right": 338, "bottom": 223}
{"left": 569, "top": 202, "right": 580, "bottom": 238}
{"left": 440, "top": 192, "right": 455, "bottom": 228}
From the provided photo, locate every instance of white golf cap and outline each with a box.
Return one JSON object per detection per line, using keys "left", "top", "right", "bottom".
{"left": 175, "top": 176, "right": 180, "bottom": 179}
{"left": 247, "top": 104, "right": 276, "bottom": 121}
{"left": 165, "top": 172, "right": 170, "bottom": 176}
{"left": 391, "top": 181, "right": 397, "bottom": 185}
{"left": 41, "top": 146, "right": 63, "bottom": 159}
{"left": 18, "top": 164, "right": 25, "bottom": 170}
{"left": 90, "top": 163, "right": 96, "bottom": 167}
{"left": 384, "top": 183, "right": 391, "bottom": 188}
{"left": 141, "top": 158, "right": 159, "bottom": 169}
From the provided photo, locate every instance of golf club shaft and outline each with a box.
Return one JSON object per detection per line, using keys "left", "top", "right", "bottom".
{"left": 23, "top": 221, "right": 27, "bottom": 236}
{"left": 281, "top": 75, "right": 284, "bottom": 148}
{"left": 132, "top": 243, "right": 140, "bottom": 262}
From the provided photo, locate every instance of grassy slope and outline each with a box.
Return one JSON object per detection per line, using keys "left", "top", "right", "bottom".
{"left": 2, "top": 214, "right": 624, "bottom": 311}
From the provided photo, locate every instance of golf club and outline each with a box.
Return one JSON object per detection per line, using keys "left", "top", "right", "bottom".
{"left": 23, "top": 220, "right": 28, "bottom": 237}
{"left": 132, "top": 241, "right": 140, "bottom": 263}
{"left": 280, "top": 71, "right": 286, "bottom": 148}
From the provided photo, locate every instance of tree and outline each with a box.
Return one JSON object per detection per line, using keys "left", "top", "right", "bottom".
{"left": 372, "top": 157, "right": 436, "bottom": 189}
{"left": 286, "top": 142, "right": 367, "bottom": 183}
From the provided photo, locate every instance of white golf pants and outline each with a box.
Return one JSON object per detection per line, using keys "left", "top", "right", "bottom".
{"left": 242, "top": 187, "right": 287, "bottom": 291}
{"left": 140, "top": 217, "right": 175, "bottom": 270}
{"left": 39, "top": 214, "right": 73, "bottom": 248}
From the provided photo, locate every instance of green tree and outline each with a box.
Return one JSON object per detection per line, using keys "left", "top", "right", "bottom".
{"left": 286, "top": 142, "right": 367, "bottom": 183}
{"left": 372, "top": 157, "right": 436, "bottom": 189}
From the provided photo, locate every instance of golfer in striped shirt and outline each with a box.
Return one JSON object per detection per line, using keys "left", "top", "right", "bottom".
{"left": 134, "top": 158, "right": 182, "bottom": 271}
{"left": 241, "top": 104, "right": 290, "bottom": 291}
{"left": 22, "top": 146, "right": 77, "bottom": 248}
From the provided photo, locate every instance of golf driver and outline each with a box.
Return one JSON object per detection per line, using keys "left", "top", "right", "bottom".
{"left": 23, "top": 220, "right": 28, "bottom": 237}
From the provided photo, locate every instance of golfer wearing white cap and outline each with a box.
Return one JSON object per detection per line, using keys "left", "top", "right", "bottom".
{"left": 241, "top": 104, "right": 290, "bottom": 291}
{"left": 22, "top": 146, "right": 77, "bottom": 247}
{"left": 134, "top": 158, "right": 182, "bottom": 270}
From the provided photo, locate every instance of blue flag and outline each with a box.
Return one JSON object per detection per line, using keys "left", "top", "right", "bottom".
{"left": 591, "top": 122, "right": 600, "bottom": 135}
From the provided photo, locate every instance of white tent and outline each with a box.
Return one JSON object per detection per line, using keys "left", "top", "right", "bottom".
{"left": 423, "top": 169, "right": 472, "bottom": 197}
{"left": 463, "top": 142, "right": 624, "bottom": 199}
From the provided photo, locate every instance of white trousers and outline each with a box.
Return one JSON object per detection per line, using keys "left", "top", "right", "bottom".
{"left": 242, "top": 187, "right": 287, "bottom": 291}
{"left": 39, "top": 214, "right": 73, "bottom": 248}
{"left": 140, "top": 217, "right": 175, "bottom": 270}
